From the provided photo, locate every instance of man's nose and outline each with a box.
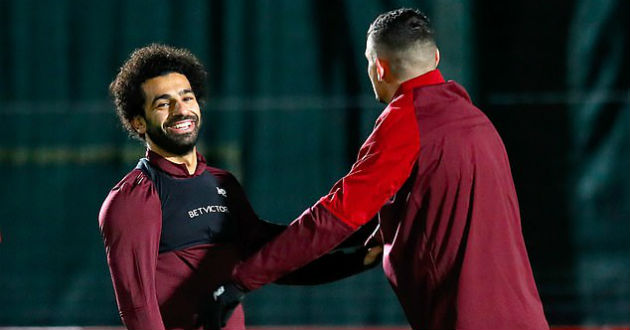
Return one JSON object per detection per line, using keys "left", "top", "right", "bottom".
{"left": 171, "top": 99, "right": 190, "bottom": 115}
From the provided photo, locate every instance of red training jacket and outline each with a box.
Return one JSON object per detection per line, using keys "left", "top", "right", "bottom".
{"left": 232, "top": 70, "right": 549, "bottom": 330}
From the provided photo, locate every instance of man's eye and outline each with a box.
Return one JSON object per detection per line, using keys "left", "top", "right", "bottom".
{"left": 183, "top": 96, "right": 194, "bottom": 102}
{"left": 156, "top": 102, "right": 169, "bottom": 108}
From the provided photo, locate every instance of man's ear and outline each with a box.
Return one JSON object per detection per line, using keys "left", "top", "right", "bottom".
{"left": 375, "top": 58, "right": 390, "bottom": 82}
{"left": 131, "top": 115, "right": 147, "bottom": 135}
{"left": 435, "top": 48, "right": 440, "bottom": 68}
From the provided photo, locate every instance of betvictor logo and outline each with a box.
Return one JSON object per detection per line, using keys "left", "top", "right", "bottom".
{"left": 188, "top": 205, "right": 229, "bottom": 219}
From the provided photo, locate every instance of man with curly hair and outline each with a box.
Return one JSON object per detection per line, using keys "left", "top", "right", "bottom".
{"left": 99, "top": 44, "right": 382, "bottom": 330}
{"left": 212, "top": 9, "right": 549, "bottom": 330}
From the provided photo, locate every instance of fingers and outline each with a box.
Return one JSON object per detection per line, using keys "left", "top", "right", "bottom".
{"left": 211, "top": 282, "right": 246, "bottom": 328}
{"left": 363, "top": 245, "right": 384, "bottom": 266}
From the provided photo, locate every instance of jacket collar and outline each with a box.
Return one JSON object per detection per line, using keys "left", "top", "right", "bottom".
{"left": 146, "top": 149, "right": 207, "bottom": 178}
{"left": 395, "top": 69, "right": 446, "bottom": 97}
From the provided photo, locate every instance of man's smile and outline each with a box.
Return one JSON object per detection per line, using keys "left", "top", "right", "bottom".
{"left": 165, "top": 118, "right": 197, "bottom": 135}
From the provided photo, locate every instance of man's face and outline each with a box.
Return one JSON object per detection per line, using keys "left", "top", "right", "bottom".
{"left": 365, "top": 36, "right": 387, "bottom": 103}
{"left": 140, "top": 72, "right": 201, "bottom": 156}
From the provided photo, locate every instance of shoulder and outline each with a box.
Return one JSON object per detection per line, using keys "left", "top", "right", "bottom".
{"left": 375, "top": 92, "right": 415, "bottom": 127}
{"left": 389, "top": 91, "right": 413, "bottom": 109}
{"left": 205, "top": 165, "right": 232, "bottom": 177}
{"left": 205, "top": 165, "right": 230, "bottom": 176}
{"left": 108, "top": 168, "right": 154, "bottom": 198}
{"left": 205, "top": 166, "right": 239, "bottom": 184}
{"left": 367, "top": 92, "right": 418, "bottom": 143}
{"left": 99, "top": 168, "right": 160, "bottom": 229}
{"left": 413, "top": 81, "right": 474, "bottom": 112}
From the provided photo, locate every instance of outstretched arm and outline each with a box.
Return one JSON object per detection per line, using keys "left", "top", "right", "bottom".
{"left": 232, "top": 93, "right": 419, "bottom": 291}
{"left": 275, "top": 245, "right": 383, "bottom": 285}
{"left": 225, "top": 171, "right": 382, "bottom": 285}
{"left": 275, "top": 218, "right": 382, "bottom": 285}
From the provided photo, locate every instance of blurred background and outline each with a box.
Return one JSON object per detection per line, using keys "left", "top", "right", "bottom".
{"left": 0, "top": 0, "right": 628, "bottom": 328}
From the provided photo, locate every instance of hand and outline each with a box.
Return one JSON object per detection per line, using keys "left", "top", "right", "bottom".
{"left": 363, "top": 245, "right": 383, "bottom": 266}
{"left": 207, "top": 282, "right": 246, "bottom": 329}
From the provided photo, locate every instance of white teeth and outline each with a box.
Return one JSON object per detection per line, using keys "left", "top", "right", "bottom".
{"left": 173, "top": 121, "right": 192, "bottom": 129}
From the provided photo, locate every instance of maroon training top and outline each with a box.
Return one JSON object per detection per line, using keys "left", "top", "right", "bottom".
{"left": 232, "top": 70, "right": 549, "bottom": 329}
{"left": 99, "top": 150, "right": 285, "bottom": 329}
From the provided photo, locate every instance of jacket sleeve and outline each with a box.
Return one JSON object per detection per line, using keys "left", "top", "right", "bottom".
{"left": 98, "top": 171, "right": 165, "bottom": 330}
{"left": 275, "top": 217, "right": 381, "bottom": 285}
{"left": 232, "top": 94, "right": 420, "bottom": 291}
{"left": 274, "top": 246, "right": 380, "bottom": 285}
{"left": 227, "top": 173, "right": 383, "bottom": 285}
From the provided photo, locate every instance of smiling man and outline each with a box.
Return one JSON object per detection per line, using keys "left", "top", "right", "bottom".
{"left": 99, "top": 44, "right": 382, "bottom": 330}
{"left": 99, "top": 44, "right": 260, "bottom": 330}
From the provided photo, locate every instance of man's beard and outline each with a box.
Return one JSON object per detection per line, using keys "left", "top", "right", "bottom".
{"left": 145, "top": 114, "right": 200, "bottom": 156}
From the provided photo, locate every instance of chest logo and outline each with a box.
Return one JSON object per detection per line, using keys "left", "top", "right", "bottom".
{"left": 216, "top": 187, "right": 227, "bottom": 197}
{"left": 188, "top": 205, "right": 229, "bottom": 219}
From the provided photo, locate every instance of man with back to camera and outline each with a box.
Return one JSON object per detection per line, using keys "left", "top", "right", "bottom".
{"left": 212, "top": 8, "right": 549, "bottom": 330}
{"left": 99, "top": 44, "right": 383, "bottom": 330}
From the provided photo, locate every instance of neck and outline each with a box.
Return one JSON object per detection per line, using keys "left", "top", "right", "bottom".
{"left": 147, "top": 142, "right": 198, "bottom": 175}
{"left": 398, "top": 66, "right": 434, "bottom": 84}
{"left": 382, "top": 83, "right": 401, "bottom": 104}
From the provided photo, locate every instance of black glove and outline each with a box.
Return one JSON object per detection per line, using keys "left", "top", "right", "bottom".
{"left": 207, "top": 282, "right": 246, "bottom": 329}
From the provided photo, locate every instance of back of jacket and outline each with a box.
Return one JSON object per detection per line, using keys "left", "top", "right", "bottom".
{"left": 379, "top": 81, "right": 549, "bottom": 329}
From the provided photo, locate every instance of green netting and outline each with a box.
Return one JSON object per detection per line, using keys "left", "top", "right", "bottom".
{"left": 0, "top": 0, "right": 627, "bottom": 326}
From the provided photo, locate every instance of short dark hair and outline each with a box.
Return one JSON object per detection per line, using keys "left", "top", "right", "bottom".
{"left": 367, "top": 8, "right": 434, "bottom": 52}
{"left": 109, "top": 44, "right": 207, "bottom": 139}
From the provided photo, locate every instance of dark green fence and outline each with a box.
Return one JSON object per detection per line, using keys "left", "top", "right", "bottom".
{"left": 0, "top": 0, "right": 627, "bottom": 326}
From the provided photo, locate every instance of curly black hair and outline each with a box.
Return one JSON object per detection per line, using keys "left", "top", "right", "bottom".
{"left": 367, "top": 8, "right": 434, "bottom": 52}
{"left": 109, "top": 44, "right": 207, "bottom": 140}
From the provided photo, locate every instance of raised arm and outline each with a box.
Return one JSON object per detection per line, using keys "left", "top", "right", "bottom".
{"left": 99, "top": 171, "right": 165, "bottom": 330}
